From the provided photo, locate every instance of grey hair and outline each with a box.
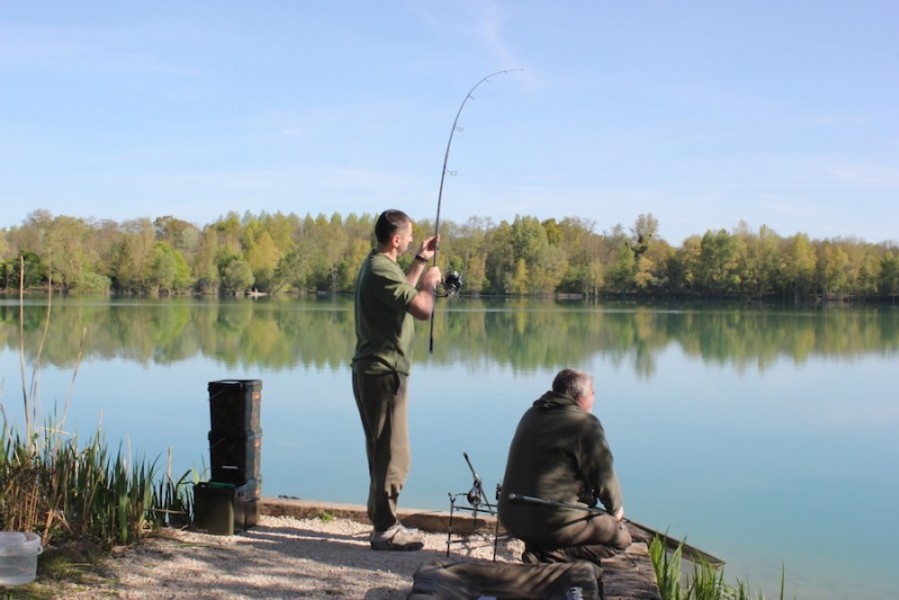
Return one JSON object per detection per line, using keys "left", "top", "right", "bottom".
{"left": 552, "top": 368, "right": 593, "bottom": 400}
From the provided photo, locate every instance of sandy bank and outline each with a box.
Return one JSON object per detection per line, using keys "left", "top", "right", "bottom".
{"left": 50, "top": 506, "right": 523, "bottom": 599}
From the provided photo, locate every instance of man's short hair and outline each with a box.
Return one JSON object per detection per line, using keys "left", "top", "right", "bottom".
{"left": 552, "top": 368, "right": 593, "bottom": 400}
{"left": 374, "top": 209, "right": 412, "bottom": 243}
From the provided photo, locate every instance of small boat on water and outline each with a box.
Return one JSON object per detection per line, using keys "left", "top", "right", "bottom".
{"left": 246, "top": 289, "right": 268, "bottom": 298}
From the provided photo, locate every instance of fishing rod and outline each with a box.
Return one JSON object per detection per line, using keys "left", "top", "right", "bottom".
{"left": 505, "top": 492, "right": 724, "bottom": 567}
{"left": 428, "top": 69, "right": 520, "bottom": 353}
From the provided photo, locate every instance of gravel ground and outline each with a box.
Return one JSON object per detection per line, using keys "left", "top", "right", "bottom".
{"left": 48, "top": 514, "right": 525, "bottom": 599}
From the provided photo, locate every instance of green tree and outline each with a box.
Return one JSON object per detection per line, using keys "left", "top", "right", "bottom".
{"left": 781, "top": 233, "right": 816, "bottom": 301}
{"left": 214, "top": 212, "right": 244, "bottom": 256}
{"left": 274, "top": 243, "right": 314, "bottom": 293}
{"left": 90, "top": 219, "right": 124, "bottom": 282}
{"left": 262, "top": 211, "right": 301, "bottom": 253}
{"left": 553, "top": 217, "right": 597, "bottom": 295}
{"left": 878, "top": 250, "right": 899, "bottom": 299}
{"left": 13, "top": 210, "right": 54, "bottom": 255}
{"left": 509, "top": 258, "right": 530, "bottom": 295}
{"left": 221, "top": 259, "right": 254, "bottom": 295}
{"left": 109, "top": 218, "right": 157, "bottom": 293}
{"left": 731, "top": 222, "right": 781, "bottom": 298}
{"left": 149, "top": 242, "right": 192, "bottom": 295}
{"left": 668, "top": 235, "right": 702, "bottom": 295}
{"left": 11, "top": 252, "right": 47, "bottom": 289}
{"left": 44, "top": 216, "right": 85, "bottom": 291}
{"left": 327, "top": 213, "right": 361, "bottom": 292}
{"left": 0, "top": 228, "right": 9, "bottom": 260}
{"left": 816, "top": 240, "right": 851, "bottom": 298}
{"left": 607, "top": 244, "right": 636, "bottom": 292}
{"left": 843, "top": 239, "right": 882, "bottom": 297}
{"left": 246, "top": 231, "right": 282, "bottom": 291}
{"left": 154, "top": 216, "right": 201, "bottom": 269}
{"left": 443, "top": 216, "right": 493, "bottom": 294}
{"left": 193, "top": 226, "right": 221, "bottom": 294}
{"left": 509, "top": 216, "right": 565, "bottom": 294}
{"left": 604, "top": 225, "right": 635, "bottom": 293}
{"left": 699, "top": 229, "right": 746, "bottom": 295}
{"left": 484, "top": 221, "right": 515, "bottom": 293}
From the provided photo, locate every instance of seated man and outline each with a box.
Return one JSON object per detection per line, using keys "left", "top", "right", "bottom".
{"left": 497, "top": 368, "right": 632, "bottom": 565}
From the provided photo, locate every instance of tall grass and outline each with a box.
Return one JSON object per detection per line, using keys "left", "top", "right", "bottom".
{"left": 650, "top": 536, "right": 788, "bottom": 600}
{"left": 0, "top": 416, "right": 194, "bottom": 548}
{"left": 151, "top": 449, "right": 195, "bottom": 528}
{"left": 1, "top": 259, "right": 195, "bottom": 548}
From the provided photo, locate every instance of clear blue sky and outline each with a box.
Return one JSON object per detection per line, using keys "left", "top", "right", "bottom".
{"left": 2, "top": 1, "right": 897, "bottom": 245}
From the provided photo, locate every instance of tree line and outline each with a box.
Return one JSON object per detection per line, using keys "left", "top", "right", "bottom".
{"left": 1, "top": 209, "right": 897, "bottom": 301}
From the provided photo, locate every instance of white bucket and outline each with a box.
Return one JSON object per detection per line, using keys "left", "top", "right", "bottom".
{"left": 0, "top": 532, "right": 43, "bottom": 586}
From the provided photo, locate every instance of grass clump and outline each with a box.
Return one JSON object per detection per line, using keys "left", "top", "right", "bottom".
{"left": 0, "top": 417, "right": 194, "bottom": 550}
{"left": 0, "top": 263, "right": 197, "bottom": 594}
{"left": 1, "top": 266, "right": 194, "bottom": 553}
{"left": 650, "top": 536, "right": 788, "bottom": 600}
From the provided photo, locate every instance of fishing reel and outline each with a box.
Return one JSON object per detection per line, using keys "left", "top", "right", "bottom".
{"left": 467, "top": 478, "right": 485, "bottom": 508}
{"left": 453, "top": 452, "right": 496, "bottom": 514}
{"left": 438, "top": 270, "right": 463, "bottom": 297}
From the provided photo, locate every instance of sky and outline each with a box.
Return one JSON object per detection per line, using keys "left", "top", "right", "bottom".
{"left": 1, "top": 1, "right": 897, "bottom": 246}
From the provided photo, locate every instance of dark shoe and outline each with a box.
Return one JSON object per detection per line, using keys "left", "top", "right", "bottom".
{"left": 370, "top": 525, "right": 424, "bottom": 551}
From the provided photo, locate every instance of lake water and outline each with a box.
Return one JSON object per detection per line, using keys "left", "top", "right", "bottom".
{"left": 1, "top": 296, "right": 896, "bottom": 599}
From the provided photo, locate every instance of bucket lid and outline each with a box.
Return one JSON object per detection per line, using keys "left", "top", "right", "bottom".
{"left": 0, "top": 531, "right": 42, "bottom": 556}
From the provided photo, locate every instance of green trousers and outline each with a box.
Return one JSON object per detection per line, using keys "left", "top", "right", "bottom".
{"left": 352, "top": 370, "right": 410, "bottom": 532}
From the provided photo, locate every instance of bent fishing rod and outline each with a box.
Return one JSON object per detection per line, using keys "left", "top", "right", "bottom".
{"left": 428, "top": 69, "right": 520, "bottom": 353}
{"left": 505, "top": 492, "right": 724, "bottom": 567}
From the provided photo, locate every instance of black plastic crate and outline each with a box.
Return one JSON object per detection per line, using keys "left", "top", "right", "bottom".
{"left": 193, "top": 478, "right": 262, "bottom": 534}
{"left": 208, "top": 379, "right": 262, "bottom": 435}
{"left": 209, "top": 429, "right": 262, "bottom": 484}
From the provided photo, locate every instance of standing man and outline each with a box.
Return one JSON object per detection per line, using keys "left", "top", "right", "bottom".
{"left": 497, "top": 368, "right": 632, "bottom": 564}
{"left": 352, "top": 209, "right": 441, "bottom": 551}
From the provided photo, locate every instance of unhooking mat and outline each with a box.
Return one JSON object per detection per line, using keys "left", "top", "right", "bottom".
{"left": 407, "top": 559, "right": 603, "bottom": 600}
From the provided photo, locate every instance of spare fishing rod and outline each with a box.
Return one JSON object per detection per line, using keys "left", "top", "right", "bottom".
{"left": 428, "top": 69, "right": 520, "bottom": 353}
{"left": 446, "top": 452, "right": 501, "bottom": 559}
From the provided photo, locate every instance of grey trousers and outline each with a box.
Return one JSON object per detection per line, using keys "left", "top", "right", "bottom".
{"left": 521, "top": 513, "right": 632, "bottom": 565}
{"left": 352, "top": 370, "right": 410, "bottom": 532}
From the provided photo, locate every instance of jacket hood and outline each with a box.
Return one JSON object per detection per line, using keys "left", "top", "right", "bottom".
{"left": 532, "top": 390, "right": 579, "bottom": 410}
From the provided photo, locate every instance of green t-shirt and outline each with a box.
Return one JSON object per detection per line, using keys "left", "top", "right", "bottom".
{"left": 351, "top": 251, "right": 419, "bottom": 375}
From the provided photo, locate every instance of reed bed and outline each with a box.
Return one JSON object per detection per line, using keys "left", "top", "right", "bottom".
{"left": 0, "top": 417, "right": 194, "bottom": 549}
{"left": 1, "top": 265, "right": 193, "bottom": 550}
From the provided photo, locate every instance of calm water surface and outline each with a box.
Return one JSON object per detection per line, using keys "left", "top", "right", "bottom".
{"left": 1, "top": 296, "right": 896, "bottom": 599}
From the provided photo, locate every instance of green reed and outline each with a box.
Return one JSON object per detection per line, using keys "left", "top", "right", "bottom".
{"left": 2, "top": 268, "right": 193, "bottom": 548}
{"left": 650, "top": 536, "right": 787, "bottom": 600}
{"left": 151, "top": 449, "right": 196, "bottom": 529}
{"left": 0, "top": 416, "right": 192, "bottom": 548}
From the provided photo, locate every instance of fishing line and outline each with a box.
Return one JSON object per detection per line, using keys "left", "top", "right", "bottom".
{"left": 429, "top": 69, "right": 520, "bottom": 353}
